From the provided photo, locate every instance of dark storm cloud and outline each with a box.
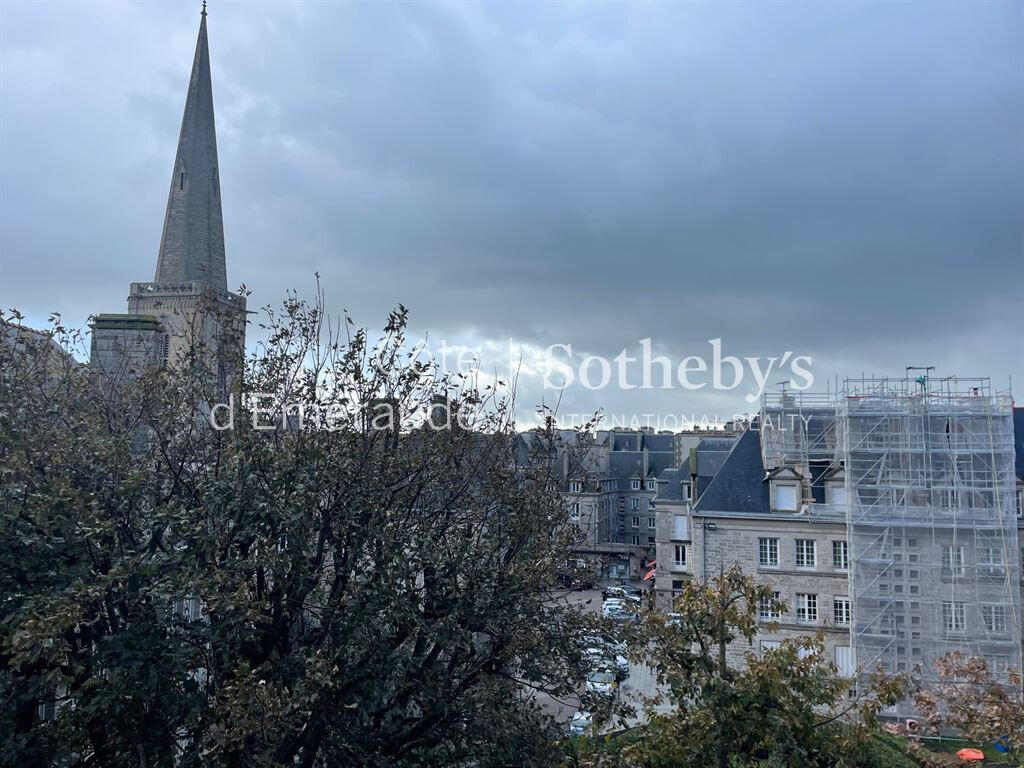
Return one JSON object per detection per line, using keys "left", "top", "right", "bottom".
{"left": 2, "top": 1, "right": 1021, "bottom": 420}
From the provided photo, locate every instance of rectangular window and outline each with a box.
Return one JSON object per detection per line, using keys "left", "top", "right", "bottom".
{"left": 760, "top": 639, "right": 781, "bottom": 656}
{"left": 648, "top": 517, "right": 655, "bottom": 529}
{"left": 833, "top": 540, "right": 849, "bottom": 570}
{"left": 796, "top": 593, "right": 818, "bottom": 624}
{"left": 795, "top": 539, "right": 816, "bottom": 569}
{"left": 833, "top": 597, "right": 851, "bottom": 626}
{"left": 683, "top": 483, "right": 692, "bottom": 501}
{"left": 1017, "top": 488, "right": 1023, "bottom": 518}
{"left": 631, "top": 535, "right": 640, "bottom": 546}
{"left": 674, "top": 545, "right": 687, "bottom": 567}
{"left": 835, "top": 646, "right": 855, "bottom": 677}
{"left": 978, "top": 546, "right": 1003, "bottom": 565}
{"left": 646, "top": 479, "right": 656, "bottom": 491}
{"left": 569, "top": 502, "right": 580, "bottom": 521}
{"left": 631, "top": 498, "right": 640, "bottom": 511}
{"left": 981, "top": 604, "right": 1007, "bottom": 633}
{"left": 942, "top": 601, "right": 965, "bottom": 632}
{"left": 827, "top": 483, "right": 848, "bottom": 506}
{"left": 758, "top": 591, "right": 781, "bottom": 621}
{"left": 631, "top": 516, "right": 639, "bottom": 528}
{"left": 775, "top": 484, "right": 798, "bottom": 511}
{"left": 673, "top": 515, "right": 688, "bottom": 540}
{"left": 758, "top": 537, "right": 779, "bottom": 567}
{"left": 631, "top": 479, "right": 641, "bottom": 490}
{"left": 648, "top": 498, "right": 656, "bottom": 510}
{"left": 942, "top": 546, "right": 964, "bottom": 576}
{"left": 569, "top": 480, "right": 582, "bottom": 493}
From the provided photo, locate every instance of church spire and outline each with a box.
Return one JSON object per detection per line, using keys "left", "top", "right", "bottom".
{"left": 153, "top": 5, "right": 227, "bottom": 292}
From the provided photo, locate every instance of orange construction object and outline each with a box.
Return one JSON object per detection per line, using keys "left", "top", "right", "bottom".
{"left": 956, "top": 747, "right": 984, "bottom": 762}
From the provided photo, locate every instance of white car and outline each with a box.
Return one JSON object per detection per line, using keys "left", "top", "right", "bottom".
{"left": 568, "top": 710, "right": 593, "bottom": 736}
{"left": 585, "top": 669, "right": 618, "bottom": 697}
{"left": 584, "top": 647, "right": 629, "bottom": 678}
{"left": 601, "top": 603, "right": 625, "bottom": 619}
{"left": 581, "top": 633, "right": 626, "bottom": 656}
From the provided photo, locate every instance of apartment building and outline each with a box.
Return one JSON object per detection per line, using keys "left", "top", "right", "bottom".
{"left": 655, "top": 378, "right": 1024, "bottom": 717}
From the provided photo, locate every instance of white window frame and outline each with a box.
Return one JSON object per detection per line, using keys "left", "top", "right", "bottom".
{"left": 832, "top": 540, "right": 849, "bottom": 570}
{"left": 795, "top": 539, "right": 817, "bottom": 569}
{"left": 942, "top": 545, "right": 965, "bottom": 577}
{"left": 759, "top": 590, "right": 781, "bottom": 621}
{"left": 631, "top": 498, "right": 640, "bottom": 511}
{"left": 648, "top": 517, "right": 655, "bottom": 529}
{"left": 833, "top": 597, "right": 851, "bottom": 626}
{"left": 758, "top": 537, "right": 779, "bottom": 567}
{"left": 942, "top": 601, "right": 965, "bottom": 632}
{"left": 631, "top": 479, "right": 641, "bottom": 490}
{"left": 631, "top": 516, "right": 639, "bottom": 528}
{"left": 569, "top": 480, "right": 582, "bottom": 493}
{"left": 796, "top": 593, "right": 818, "bottom": 624}
{"left": 646, "top": 479, "right": 656, "bottom": 491}
{"left": 674, "top": 544, "right": 687, "bottom": 568}
{"left": 981, "top": 604, "right": 1007, "bottom": 633}
{"left": 630, "top": 535, "right": 640, "bottom": 546}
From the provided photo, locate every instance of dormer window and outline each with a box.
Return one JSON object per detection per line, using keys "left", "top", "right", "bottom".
{"left": 775, "top": 483, "right": 798, "bottom": 511}
{"left": 826, "top": 481, "right": 847, "bottom": 507}
{"left": 569, "top": 480, "right": 582, "bottom": 494}
{"left": 646, "top": 479, "right": 656, "bottom": 491}
{"left": 631, "top": 479, "right": 641, "bottom": 490}
{"left": 769, "top": 468, "right": 802, "bottom": 512}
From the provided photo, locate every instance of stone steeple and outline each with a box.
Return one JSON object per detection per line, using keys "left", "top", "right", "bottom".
{"left": 91, "top": 4, "right": 246, "bottom": 392}
{"left": 153, "top": 4, "right": 227, "bottom": 292}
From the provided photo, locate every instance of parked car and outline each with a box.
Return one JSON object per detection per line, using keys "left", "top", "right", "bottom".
{"left": 584, "top": 647, "right": 629, "bottom": 678}
{"left": 556, "top": 572, "right": 595, "bottom": 590}
{"left": 602, "top": 585, "right": 642, "bottom": 603}
{"left": 580, "top": 633, "right": 626, "bottom": 656}
{"left": 600, "top": 603, "right": 624, "bottom": 619}
{"left": 585, "top": 669, "right": 618, "bottom": 697}
{"left": 568, "top": 710, "right": 593, "bottom": 736}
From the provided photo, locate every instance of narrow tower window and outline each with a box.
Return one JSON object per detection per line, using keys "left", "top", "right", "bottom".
{"left": 180, "top": 172, "right": 185, "bottom": 190}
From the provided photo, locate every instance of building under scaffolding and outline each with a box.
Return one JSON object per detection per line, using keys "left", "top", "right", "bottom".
{"left": 761, "top": 376, "right": 1021, "bottom": 716}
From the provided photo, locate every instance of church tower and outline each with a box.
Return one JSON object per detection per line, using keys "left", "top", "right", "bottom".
{"left": 91, "top": 4, "right": 246, "bottom": 392}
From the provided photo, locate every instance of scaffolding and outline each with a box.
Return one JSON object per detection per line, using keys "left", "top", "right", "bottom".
{"left": 762, "top": 376, "right": 1021, "bottom": 717}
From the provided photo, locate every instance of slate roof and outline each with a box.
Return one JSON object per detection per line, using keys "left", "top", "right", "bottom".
{"left": 656, "top": 467, "right": 688, "bottom": 501}
{"left": 1014, "top": 407, "right": 1024, "bottom": 480}
{"left": 692, "top": 425, "right": 770, "bottom": 514}
{"left": 154, "top": 9, "right": 228, "bottom": 292}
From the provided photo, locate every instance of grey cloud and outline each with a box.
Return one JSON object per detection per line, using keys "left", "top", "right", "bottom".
{"left": 2, "top": 0, "right": 1021, "bottom": 420}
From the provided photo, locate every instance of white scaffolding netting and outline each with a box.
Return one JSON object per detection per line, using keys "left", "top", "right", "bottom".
{"left": 762, "top": 377, "right": 1021, "bottom": 718}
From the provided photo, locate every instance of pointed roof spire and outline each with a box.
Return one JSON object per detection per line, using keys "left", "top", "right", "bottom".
{"left": 154, "top": 6, "right": 227, "bottom": 292}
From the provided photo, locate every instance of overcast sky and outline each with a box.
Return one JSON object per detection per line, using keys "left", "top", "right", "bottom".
{"left": 2, "top": 1, "right": 1022, "bottom": 425}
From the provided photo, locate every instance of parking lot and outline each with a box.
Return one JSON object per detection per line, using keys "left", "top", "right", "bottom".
{"left": 539, "top": 585, "right": 670, "bottom": 733}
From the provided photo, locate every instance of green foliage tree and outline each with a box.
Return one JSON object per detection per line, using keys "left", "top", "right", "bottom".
{"left": 1, "top": 298, "right": 594, "bottom": 768}
{"left": 912, "top": 652, "right": 1024, "bottom": 765}
{"left": 568, "top": 566, "right": 903, "bottom": 768}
